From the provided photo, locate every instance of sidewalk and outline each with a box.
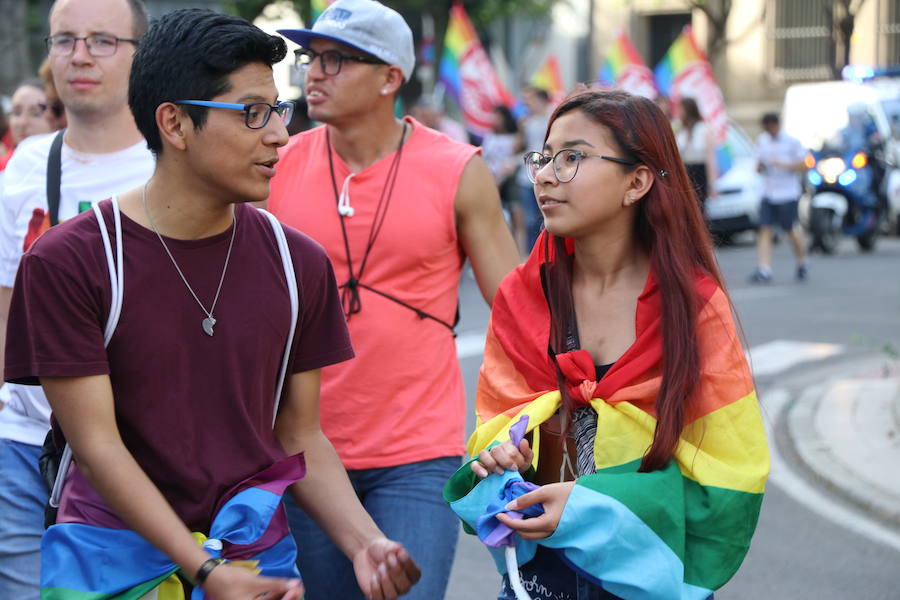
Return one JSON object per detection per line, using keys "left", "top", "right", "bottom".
{"left": 783, "top": 356, "right": 900, "bottom": 529}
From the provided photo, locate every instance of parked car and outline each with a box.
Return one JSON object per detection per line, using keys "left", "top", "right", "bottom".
{"left": 704, "top": 121, "right": 764, "bottom": 243}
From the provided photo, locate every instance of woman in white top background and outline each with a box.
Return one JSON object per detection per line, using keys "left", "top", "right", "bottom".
{"left": 676, "top": 96, "right": 718, "bottom": 208}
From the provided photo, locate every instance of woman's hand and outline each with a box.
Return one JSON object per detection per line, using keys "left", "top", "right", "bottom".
{"left": 201, "top": 562, "right": 304, "bottom": 599}
{"left": 495, "top": 481, "right": 575, "bottom": 540}
{"left": 352, "top": 537, "right": 421, "bottom": 599}
{"left": 470, "top": 439, "right": 534, "bottom": 478}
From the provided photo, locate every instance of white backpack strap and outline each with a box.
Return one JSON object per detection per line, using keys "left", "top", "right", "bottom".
{"left": 93, "top": 196, "right": 124, "bottom": 344}
{"left": 258, "top": 209, "right": 299, "bottom": 427}
{"left": 50, "top": 197, "right": 125, "bottom": 510}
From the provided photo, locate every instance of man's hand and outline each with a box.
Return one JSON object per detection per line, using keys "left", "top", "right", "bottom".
{"left": 495, "top": 481, "right": 575, "bottom": 540}
{"left": 353, "top": 537, "right": 421, "bottom": 600}
{"left": 471, "top": 439, "right": 534, "bottom": 478}
{"left": 202, "top": 562, "right": 304, "bottom": 600}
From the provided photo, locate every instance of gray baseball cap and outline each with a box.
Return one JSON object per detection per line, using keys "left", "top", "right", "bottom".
{"left": 278, "top": 0, "right": 415, "bottom": 81}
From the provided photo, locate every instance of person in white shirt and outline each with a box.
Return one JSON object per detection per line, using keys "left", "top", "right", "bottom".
{"left": 676, "top": 96, "right": 718, "bottom": 207}
{"left": 0, "top": 0, "right": 154, "bottom": 597}
{"left": 749, "top": 112, "right": 808, "bottom": 283}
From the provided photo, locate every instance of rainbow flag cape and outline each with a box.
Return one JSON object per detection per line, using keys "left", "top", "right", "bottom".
{"left": 654, "top": 26, "right": 732, "bottom": 173}
{"left": 597, "top": 31, "right": 658, "bottom": 99}
{"left": 41, "top": 455, "right": 305, "bottom": 600}
{"left": 439, "top": 2, "right": 515, "bottom": 136}
{"left": 444, "top": 233, "right": 769, "bottom": 599}
{"left": 530, "top": 55, "right": 565, "bottom": 101}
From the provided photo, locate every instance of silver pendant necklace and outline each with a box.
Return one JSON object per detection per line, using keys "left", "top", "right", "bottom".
{"left": 142, "top": 183, "right": 236, "bottom": 336}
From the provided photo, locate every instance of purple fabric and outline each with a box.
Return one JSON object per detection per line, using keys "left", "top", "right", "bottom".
{"left": 508, "top": 414, "right": 529, "bottom": 447}
{"left": 475, "top": 415, "right": 543, "bottom": 548}
{"left": 475, "top": 479, "right": 542, "bottom": 548}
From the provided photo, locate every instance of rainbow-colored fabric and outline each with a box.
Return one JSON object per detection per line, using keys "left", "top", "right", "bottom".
{"left": 310, "top": 0, "right": 332, "bottom": 23}
{"left": 439, "top": 3, "right": 514, "bottom": 135}
{"left": 597, "top": 31, "right": 658, "bottom": 99}
{"left": 653, "top": 27, "right": 708, "bottom": 99}
{"left": 41, "top": 455, "right": 305, "bottom": 600}
{"left": 530, "top": 55, "right": 565, "bottom": 99}
{"left": 444, "top": 234, "right": 769, "bottom": 598}
{"left": 654, "top": 26, "right": 732, "bottom": 174}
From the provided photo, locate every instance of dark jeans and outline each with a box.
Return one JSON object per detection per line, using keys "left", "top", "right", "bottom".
{"left": 284, "top": 456, "right": 461, "bottom": 600}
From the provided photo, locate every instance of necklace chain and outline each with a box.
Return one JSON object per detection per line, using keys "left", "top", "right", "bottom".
{"left": 142, "top": 183, "right": 236, "bottom": 335}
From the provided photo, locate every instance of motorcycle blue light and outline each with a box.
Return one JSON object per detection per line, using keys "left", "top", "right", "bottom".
{"left": 838, "top": 169, "right": 857, "bottom": 186}
{"left": 808, "top": 171, "right": 823, "bottom": 186}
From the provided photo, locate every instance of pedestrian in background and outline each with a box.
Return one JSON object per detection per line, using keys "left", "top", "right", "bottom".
{"left": 749, "top": 112, "right": 809, "bottom": 283}
{"left": 269, "top": 1, "right": 518, "bottom": 598}
{"left": 409, "top": 98, "right": 469, "bottom": 144}
{"left": 676, "top": 96, "right": 718, "bottom": 207}
{"left": 448, "top": 89, "right": 768, "bottom": 600}
{"left": 0, "top": 79, "right": 57, "bottom": 172}
{"left": 516, "top": 86, "right": 554, "bottom": 252}
{"left": 38, "top": 58, "right": 68, "bottom": 131}
{"left": 0, "top": 1, "right": 155, "bottom": 597}
{"left": 482, "top": 104, "right": 524, "bottom": 251}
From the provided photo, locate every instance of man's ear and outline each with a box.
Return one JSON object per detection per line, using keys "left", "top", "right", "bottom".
{"left": 624, "top": 164, "right": 655, "bottom": 206}
{"left": 380, "top": 66, "right": 405, "bottom": 97}
{"left": 156, "top": 102, "right": 190, "bottom": 152}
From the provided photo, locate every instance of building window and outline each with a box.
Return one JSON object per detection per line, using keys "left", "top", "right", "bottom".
{"left": 880, "top": 0, "right": 900, "bottom": 66}
{"left": 769, "top": 0, "right": 833, "bottom": 81}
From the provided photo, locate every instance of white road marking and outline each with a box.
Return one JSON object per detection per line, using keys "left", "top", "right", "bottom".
{"left": 762, "top": 388, "right": 900, "bottom": 552}
{"left": 456, "top": 330, "right": 486, "bottom": 359}
{"left": 747, "top": 339, "right": 844, "bottom": 376}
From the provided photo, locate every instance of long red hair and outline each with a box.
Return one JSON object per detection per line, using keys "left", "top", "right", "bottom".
{"left": 541, "top": 89, "right": 725, "bottom": 472}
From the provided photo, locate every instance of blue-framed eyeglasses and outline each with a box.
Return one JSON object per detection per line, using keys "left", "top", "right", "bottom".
{"left": 523, "top": 149, "right": 637, "bottom": 183}
{"left": 173, "top": 100, "right": 295, "bottom": 130}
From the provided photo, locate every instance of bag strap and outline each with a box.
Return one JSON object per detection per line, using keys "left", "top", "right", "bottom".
{"left": 49, "top": 203, "right": 300, "bottom": 509}
{"left": 46, "top": 130, "right": 65, "bottom": 227}
{"left": 49, "top": 196, "right": 123, "bottom": 509}
{"left": 257, "top": 208, "right": 299, "bottom": 426}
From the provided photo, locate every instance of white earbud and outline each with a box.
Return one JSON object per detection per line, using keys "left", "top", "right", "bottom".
{"left": 338, "top": 204, "right": 355, "bottom": 217}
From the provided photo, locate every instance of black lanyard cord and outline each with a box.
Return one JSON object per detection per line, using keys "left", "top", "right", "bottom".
{"left": 325, "top": 124, "right": 458, "bottom": 335}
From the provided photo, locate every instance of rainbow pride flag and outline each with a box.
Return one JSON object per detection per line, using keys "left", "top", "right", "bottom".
{"left": 597, "top": 31, "right": 658, "bottom": 99}
{"left": 41, "top": 456, "right": 305, "bottom": 600}
{"left": 654, "top": 26, "right": 727, "bottom": 142}
{"left": 444, "top": 233, "right": 769, "bottom": 598}
{"left": 310, "top": 0, "right": 332, "bottom": 23}
{"left": 530, "top": 55, "right": 564, "bottom": 100}
{"left": 439, "top": 3, "right": 515, "bottom": 135}
{"left": 655, "top": 26, "right": 732, "bottom": 173}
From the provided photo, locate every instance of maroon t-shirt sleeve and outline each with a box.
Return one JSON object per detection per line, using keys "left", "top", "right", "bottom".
{"left": 288, "top": 232, "right": 354, "bottom": 373}
{"left": 5, "top": 251, "right": 109, "bottom": 385}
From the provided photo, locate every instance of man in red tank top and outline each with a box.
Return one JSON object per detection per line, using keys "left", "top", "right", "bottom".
{"left": 271, "top": 1, "right": 520, "bottom": 598}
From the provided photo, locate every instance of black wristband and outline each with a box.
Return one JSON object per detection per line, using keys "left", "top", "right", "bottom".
{"left": 195, "top": 557, "right": 224, "bottom": 585}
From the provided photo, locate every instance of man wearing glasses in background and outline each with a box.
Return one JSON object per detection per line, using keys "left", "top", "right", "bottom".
{"left": 5, "top": 8, "right": 419, "bottom": 599}
{"left": 269, "top": 1, "right": 518, "bottom": 598}
{"left": 0, "top": 0, "right": 153, "bottom": 597}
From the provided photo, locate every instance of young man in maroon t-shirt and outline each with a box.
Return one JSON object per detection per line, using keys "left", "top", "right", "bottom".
{"left": 4, "top": 9, "right": 418, "bottom": 600}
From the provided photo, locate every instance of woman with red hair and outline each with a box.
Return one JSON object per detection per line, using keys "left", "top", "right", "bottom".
{"left": 444, "top": 90, "right": 768, "bottom": 600}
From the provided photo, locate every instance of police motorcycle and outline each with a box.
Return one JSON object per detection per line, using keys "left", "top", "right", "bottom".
{"left": 805, "top": 115, "right": 880, "bottom": 253}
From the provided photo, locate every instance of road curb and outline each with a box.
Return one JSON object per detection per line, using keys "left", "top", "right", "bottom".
{"left": 784, "top": 378, "right": 900, "bottom": 531}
